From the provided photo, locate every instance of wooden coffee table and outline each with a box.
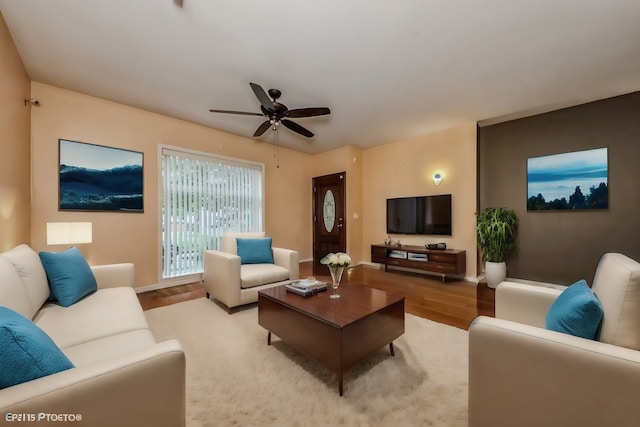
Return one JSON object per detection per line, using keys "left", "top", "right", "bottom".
{"left": 258, "top": 282, "right": 405, "bottom": 396}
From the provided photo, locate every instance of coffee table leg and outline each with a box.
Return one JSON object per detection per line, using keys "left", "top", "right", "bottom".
{"left": 268, "top": 332, "right": 272, "bottom": 346}
{"left": 389, "top": 342, "right": 395, "bottom": 357}
{"left": 339, "top": 375, "right": 344, "bottom": 396}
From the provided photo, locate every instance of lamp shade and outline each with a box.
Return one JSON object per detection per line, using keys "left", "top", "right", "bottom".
{"left": 47, "top": 222, "right": 93, "bottom": 245}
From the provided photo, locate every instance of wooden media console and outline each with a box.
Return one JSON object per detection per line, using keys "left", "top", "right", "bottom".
{"left": 371, "top": 244, "right": 466, "bottom": 282}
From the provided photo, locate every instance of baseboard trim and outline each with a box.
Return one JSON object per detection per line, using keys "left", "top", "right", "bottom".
{"left": 358, "top": 261, "right": 378, "bottom": 267}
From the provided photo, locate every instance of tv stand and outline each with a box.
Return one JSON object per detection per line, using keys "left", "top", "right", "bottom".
{"left": 371, "top": 244, "right": 466, "bottom": 282}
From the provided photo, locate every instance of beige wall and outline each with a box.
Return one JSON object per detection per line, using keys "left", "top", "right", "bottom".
{"left": 26, "top": 81, "right": 479, "bottom": 287}
{"left": 0, "top": 11, "right": 31, "bottom": 251}
{"left": 362, "top": 123, "right": 479, "bottom": 278}
{"left": 29, "top": 83, "right": 314, "bottom": 287}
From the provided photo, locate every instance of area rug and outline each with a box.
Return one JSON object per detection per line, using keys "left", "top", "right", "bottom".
{"left": 145, "top": 298, "right": 469, "bottom": 427}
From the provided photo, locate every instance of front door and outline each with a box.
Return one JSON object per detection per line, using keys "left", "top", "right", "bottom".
{"left": 312, "top": 172, "right": 347, "bottom": 275}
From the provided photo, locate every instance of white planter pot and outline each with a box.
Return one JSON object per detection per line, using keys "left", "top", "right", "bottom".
{"left": 485, "top": 261, "right": 506, "bottom": 289}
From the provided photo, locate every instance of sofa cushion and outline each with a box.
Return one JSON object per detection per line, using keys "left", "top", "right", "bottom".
{"left": 62, "top": 329, "right": 156, "bottom": 366}
{"left": 33, "top": 287, "right": 150, "bottom": 349}
{"left": 0, "top": 255, "right": 33, "bottom": 319}
{"left": 3, "top": 244, "right": 50, "bottom": 317}
{"left": 0, "top": 306, "right": 74, "bottom": 389}
{"left": 222, "top": 232, "right": 265, "bottom": 254}
{"left": 591, "top": 253, "right": 640, "bottom": 350}
{"left": 240, "top": 263, "right": 290, "bottom": 289}
{"left": 39, "top": 247, "right": 97, "bottom": 307}
{"left": 545, "top": 279, "right": 603, "bottom": 340}
{"left": 237, "top": 238, "right": 274, "bottom": 265}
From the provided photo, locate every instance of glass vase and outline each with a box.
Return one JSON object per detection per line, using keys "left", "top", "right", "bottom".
{"left": 328, "top": 266, "right": 345, "bottom": 299}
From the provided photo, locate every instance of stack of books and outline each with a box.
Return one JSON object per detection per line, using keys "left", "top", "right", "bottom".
{"left": 285, "top": 279, "right": 328, "bottom": 297}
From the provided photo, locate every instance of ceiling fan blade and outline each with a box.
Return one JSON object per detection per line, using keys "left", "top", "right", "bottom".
{"left": 250, "top": 82, "right": 275, "bottom": 112}
{"left": 282, "top": 119, "right": 314, "bottom": 138}
{"left": 209, "top": 109, "right": 263, "bottom": 117}
{"left": 287, "top": 107, "right": 331, "bottom": 118}
{"left": 253, "top": 120, "right": 271, "bottom": 137}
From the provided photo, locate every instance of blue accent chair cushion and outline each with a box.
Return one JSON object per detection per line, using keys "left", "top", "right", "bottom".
{"left": 545, "top": 279, "right": 603, "bottom": 339}
{"left": 0, "top": 306, "right": 74, "bottom": 389}
{"left": 236, "top": 238, "right": 274, "bottom": 265}
{"left": 39, "top": 247, "right": 97, "bottom": 307}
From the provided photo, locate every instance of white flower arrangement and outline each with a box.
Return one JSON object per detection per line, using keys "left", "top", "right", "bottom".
{"left": 320, "top": 252, "right": 351, "bottom": 267}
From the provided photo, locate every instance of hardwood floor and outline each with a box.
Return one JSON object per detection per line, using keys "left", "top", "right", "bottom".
{"left": 137, "top": 282, "right": 206, "bottom": 311}
{"left": 138, "top": 262, "right": 495, "bottom": 330}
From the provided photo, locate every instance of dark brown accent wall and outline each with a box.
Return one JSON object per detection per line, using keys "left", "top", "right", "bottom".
{"left": 479, "top": 92, "right": 640, "bottom": 285}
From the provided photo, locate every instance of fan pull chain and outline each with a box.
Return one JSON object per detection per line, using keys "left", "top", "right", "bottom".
{"left": 273, "top": 126, "right": 280, "bottom": 168}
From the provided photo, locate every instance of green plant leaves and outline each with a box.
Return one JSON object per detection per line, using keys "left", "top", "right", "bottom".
{"left": 476, "top": 207, "right": 518, "bottom": 263}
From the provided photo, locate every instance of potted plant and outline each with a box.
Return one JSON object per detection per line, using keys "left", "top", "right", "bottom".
{"left": 476, "top": 207, "right": 519, "bottom": 288}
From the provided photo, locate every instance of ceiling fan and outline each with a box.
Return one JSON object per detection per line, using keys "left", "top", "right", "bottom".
{"left": 209, "top": 83, "right": 331, "bottom": 138}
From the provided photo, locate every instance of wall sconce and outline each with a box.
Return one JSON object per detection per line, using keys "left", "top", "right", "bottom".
{"left": 46, "top": 222, "right": 93, "bottom": 245}
{"left": 433, "top": 173, "right": 443, "bottom": 186}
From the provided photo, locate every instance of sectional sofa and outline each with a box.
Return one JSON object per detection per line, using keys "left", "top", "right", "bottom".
{"left": 0, "top": 244, "right": 185, "bottom": 427}
{"left": 469, "top": 253, "right": 640, "bottom": 427}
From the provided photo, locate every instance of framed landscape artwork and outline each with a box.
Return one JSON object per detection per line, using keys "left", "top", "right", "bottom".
{"left": 59, "top": 139, "right": 144, "bottom": 212}
{"left": 527, "top": 147, "right": 608, "bottom": 211}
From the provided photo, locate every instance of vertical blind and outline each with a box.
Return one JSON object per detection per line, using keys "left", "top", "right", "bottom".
{"left": 161, "top": 147, "right": 264, "bottom": 279}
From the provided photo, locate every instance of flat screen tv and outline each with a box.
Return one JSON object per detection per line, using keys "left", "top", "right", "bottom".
{"left": 386, "top": 194, "right": 452, "bottom": 236}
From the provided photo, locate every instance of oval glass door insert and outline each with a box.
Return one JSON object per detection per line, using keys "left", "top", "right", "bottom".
{"left": 323, "top": 190, "right": 336, "bottom": 232}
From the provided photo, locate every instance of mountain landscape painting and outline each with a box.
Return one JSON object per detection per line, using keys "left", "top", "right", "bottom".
{"left": 527, "top": 147, "right": 608, "bottom": 211}
{"left": 59, "top": 139, "right": 143, "bottom": 212}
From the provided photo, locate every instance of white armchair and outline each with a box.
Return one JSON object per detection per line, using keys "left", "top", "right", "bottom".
{"left": 204, "top": 232, "right": 299, "bottom": 312}
{"left": 469, "top": 253, "right": 640, "bottom": 427}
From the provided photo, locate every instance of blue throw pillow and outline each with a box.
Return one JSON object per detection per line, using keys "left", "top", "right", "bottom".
{"left": 545, "top": 279, "right": 603, "bottom": 340}
{"left": 39, "top": 247, "right": 97, "bottom": 307}
{"left": 236, "top": 238, "right": 274, "bottom": 265}
{"left": 0, "top": 306, "right": 74, "bottom": 389}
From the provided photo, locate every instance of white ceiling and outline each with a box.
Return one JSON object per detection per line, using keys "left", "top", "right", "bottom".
{"left": 2, "top": 0, "right": 640, "bottom": 154}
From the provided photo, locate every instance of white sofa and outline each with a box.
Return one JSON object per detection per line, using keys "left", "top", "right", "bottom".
{"left": 469, "top": 253, "right": 640, "bottom": 427}
{"left": 204, "top": 232, "right": 299, "bottom": 312}
{"left": 0, "top": 244, "right": 185, "bottom": 427}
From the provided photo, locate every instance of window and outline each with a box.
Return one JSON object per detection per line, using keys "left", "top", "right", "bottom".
{"left": 160, "top": 146, "right": 264, "bottom": 280}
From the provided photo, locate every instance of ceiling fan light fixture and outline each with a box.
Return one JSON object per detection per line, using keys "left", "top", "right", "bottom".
{"left": 209, "top": 83, "right": 330, "bottom": 139}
